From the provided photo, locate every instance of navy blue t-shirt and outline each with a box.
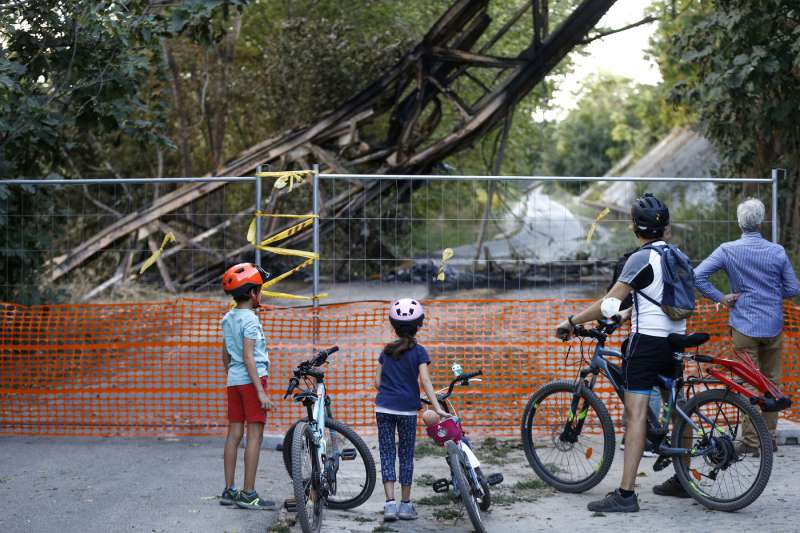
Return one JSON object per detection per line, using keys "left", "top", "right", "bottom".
{"left": 375, "top": 344, "right": 431, "bottom": 412}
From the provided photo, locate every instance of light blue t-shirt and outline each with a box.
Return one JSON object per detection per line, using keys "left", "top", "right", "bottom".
{"left": 221, "top": 308, "right": 269, "bottom": 386}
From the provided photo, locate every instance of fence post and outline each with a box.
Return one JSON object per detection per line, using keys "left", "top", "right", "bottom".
{"left": 254, "top": 165, "right": 263, "bottom": 266}
{"left": 771, "top": 168, "right": 781, "bottom": 243}
{"left": 312, "top": 164, "right": 320, "bottom": 349}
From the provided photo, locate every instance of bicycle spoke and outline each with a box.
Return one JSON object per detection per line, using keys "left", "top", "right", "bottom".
{"left": 527, "top": 389, "right": 608, "bottom": 484}
{"left": 681, "top": 397, "right": 765, "bottom": 503}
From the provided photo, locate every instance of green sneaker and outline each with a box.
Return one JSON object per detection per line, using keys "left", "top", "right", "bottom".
{"left": 234, "top": 490, "right": 276, "bottom": 510}
{"left": 220, "top": 487, "right": 238, "bottom": 506}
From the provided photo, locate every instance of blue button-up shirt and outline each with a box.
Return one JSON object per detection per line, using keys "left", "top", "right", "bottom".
{"left": 694, "top": 232, "right": 800, "bottom": 338}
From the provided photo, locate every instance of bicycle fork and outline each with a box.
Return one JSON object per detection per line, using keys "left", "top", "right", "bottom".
{"left": 560, "top": 376, "right": 596, "bottom": 442}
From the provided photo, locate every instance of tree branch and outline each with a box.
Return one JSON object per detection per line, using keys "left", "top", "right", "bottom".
{"left": 578, "top": 16, "right": 659, "bottom": 46}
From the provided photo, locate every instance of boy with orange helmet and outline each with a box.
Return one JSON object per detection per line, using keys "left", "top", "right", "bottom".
{"left": 219, "top": 263, "right": 275, "bottom": 510}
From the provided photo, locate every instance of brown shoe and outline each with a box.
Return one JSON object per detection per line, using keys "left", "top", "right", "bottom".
{"left": 652, "top": 475, "right": 690, "bottom": 498}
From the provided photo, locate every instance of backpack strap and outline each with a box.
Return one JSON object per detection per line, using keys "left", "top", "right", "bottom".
{"left": 632, "top": 243, "right": 664, "bottom": 308}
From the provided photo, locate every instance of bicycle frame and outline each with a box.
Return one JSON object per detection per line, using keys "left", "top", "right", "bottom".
{"left": 305, "top": 381, "right": 328, "bottom": 462}
{"left": 574, "top": 341, "right": 718, "bottom": 459}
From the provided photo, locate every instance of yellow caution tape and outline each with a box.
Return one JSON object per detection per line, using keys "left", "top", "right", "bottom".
{"left": 255, "top": 170, "right": 314, "bottom": 192}
{"left": 262, "top": 258, "right": 315, "bottom": 287}
{"left": 244, "top": 206, "right": 324, "bottom": 300}
{"left": 261, "top": 291, "right": 330, "bottom": 301}
{"left": 139, "top": 232, "right": 176, "bottom": 274}
{"left": 436, "top": 247, "right": 455, "bottom": 281}
{"left": 246, "top": 212, "right": 316, "bottom": 246}
{"left": 586, "top": 207, "right": 611, "bottom": 244}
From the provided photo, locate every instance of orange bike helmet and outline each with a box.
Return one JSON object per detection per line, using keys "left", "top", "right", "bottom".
{"left": 222, "top": 263, "right": 269, "bottom": 298}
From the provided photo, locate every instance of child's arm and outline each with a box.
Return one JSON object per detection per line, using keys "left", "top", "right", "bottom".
{"left": 243, "top": 338, "right": 271, "bottom": 410}
{"left": 374, "top": 363, "right": 382, "bottom": 391}
{"left": 222, "top": 344, "right": 231, "bottom": 373}
{"left": 419, "top": 363, "right": 448, "bottom": 417}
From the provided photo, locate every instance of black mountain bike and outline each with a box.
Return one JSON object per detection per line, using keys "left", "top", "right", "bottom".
{"left": 521, "top": 317, "right": 780, "bottom": 512}
{"left": 282, "top": 346, "right": 376, "bottom": 532}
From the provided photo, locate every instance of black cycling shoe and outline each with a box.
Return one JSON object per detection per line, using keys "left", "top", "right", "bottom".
{"left": 234, "top": 490, "right": 276, "bottom": 510}
{"left": 587, "top": 489, "right": 639, "bottom": 513}
{"left": 652, "top": 475, "right": 690, "bottom": 498}
{"left": 220, "top": 487, "right": 238, "bottom": 506}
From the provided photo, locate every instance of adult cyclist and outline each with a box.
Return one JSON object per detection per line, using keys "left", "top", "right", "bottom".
{"left": 555, "top": 193, "right": 688, "bottom": 513}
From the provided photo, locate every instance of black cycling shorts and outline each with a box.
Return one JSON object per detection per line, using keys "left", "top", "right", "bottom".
{"left": 622, "top": 333, "right": 678, "bottom": 393}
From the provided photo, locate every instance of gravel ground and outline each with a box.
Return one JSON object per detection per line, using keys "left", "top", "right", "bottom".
{"left": 1, "top": 435, "right": 798, "bottom": 533}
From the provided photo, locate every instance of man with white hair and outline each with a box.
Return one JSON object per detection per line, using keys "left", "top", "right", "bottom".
{"left": 694, "top": 198, "right": 800, "bottom": 457}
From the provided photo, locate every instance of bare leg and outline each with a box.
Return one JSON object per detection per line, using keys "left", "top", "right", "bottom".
{"left": 224, "top": 423, "right": 244, "bottom": 488}
{"left": 243, "top": 422, "right": 264, "bottom": 492}
{"left": 383, "top": 481, "right": 395, "bottom": 501}
{"left": 621, "top": 393, "right": 649, "bottom": 491}
{"left": 401, "top": 484, "right": 411, "bottom": 501}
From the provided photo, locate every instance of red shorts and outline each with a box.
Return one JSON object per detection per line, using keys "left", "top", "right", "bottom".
{"left": 227, "top": 376, "right": 268, "bottom": 424}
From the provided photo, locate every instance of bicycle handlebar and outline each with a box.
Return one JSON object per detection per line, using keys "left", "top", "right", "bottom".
{"left": 283, "top": 346, "right": 339, "bottom": 398}
{"left": 571, "top": 315, "right": 621, "bottom": 341}
{"left": 421, "top": 369, "right": 483, "bottom": 405}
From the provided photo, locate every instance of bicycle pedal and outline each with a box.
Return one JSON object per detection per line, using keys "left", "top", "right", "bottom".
{"left": 340, "top": 448, "right": 357, "bottom": 460}
{"left": 486, "top": 473, "right": 504, "bottom": 486}
{"left": 432, "top": 478, "right": 451, "bottom": 493}
{"left": 652, "top": 456, "right": 672, "bottom": 472}
{"left": 284, "top": 497, "right": 297, "bottom": 512}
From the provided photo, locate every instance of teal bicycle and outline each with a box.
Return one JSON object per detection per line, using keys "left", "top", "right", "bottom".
{"left": 282, "top": 346, "right": 376, "bottom": 533}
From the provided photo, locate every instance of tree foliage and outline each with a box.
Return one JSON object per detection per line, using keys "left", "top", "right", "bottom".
{"left": 653, "top": 0, "right": 800, "bottom": 254}
{"left": 541, "top": 74, "right": 668, "bottom": 179}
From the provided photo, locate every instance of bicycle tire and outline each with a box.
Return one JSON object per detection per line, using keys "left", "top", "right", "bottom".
{"left": 281, "top": 420, "right": 297, "bottom": 477}
{"left": 282, "top": 418, "right": 376, "bottom": 510}
{"left": 291, "top": 421, "right": 323, "bottom": 533}
{"left": 474, "top": 467, "right": 491, "bottom": 512}
{"left": 521, "top": 380, "right": 615, "bottom": 493}
{"left": 671, "top": 389, "right": 773, "bottom": 512}
{"left": 446, "top": 440, "right": 485, "bottom": 533}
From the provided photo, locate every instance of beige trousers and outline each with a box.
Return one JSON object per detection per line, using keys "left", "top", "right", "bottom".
{"left": 732, "top": 328, "right": 782, "bottom": 447}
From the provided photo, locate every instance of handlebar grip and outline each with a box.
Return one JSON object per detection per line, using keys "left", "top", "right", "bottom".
{"left": 283, "top": 377, "right": 299, "bottom": 399}
{"left": 321, "top": 346, "right": 339, "bottom": 356}
{"left": 693, "top": 355, "right": 714, "bottom": 363}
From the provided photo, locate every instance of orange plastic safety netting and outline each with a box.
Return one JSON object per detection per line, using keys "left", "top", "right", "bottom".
{"left": 1, "top": 299, "right": 799, "bottom": 437}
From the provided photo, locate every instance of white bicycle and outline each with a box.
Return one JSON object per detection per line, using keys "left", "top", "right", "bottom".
{"left": 282, "top": 346, "right": 376, "bottom": 533}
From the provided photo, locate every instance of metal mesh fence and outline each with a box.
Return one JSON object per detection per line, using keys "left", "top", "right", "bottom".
{"left": 0, "top": 178, "right": 260, "bottom": 304}
{"left": 315, "top": 175, "right": 777, "bottom": 303}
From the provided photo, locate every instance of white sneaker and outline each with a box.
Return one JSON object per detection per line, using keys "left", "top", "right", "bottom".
{"left": 398, "top": 501, "right": 418, "bottom": 520}
{"left": 384, "top": 501, "right": 398, "bottom": 522}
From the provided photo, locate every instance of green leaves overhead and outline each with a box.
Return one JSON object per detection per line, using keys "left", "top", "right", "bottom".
{"left": 652, "top": 0, "right": 800, "bottom": 253}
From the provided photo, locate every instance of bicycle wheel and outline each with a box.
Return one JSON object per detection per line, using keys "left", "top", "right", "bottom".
{"left": 322, "top": 419, "right": 376, "bottom": 509}
{"left": 474, "top": 467, "right": 491, "bottom": 511}
{"left": 291, "top": 421, "right": 323, "bottom": 533}
{"left": 282, "top": 419, "right": 376, "bottom": 509}
{"left": 671, "top": 389, "right": 772, "bottom": 512}
{"left": 282, "top": 420, "right": 298, "bottom": 476}
{"left": 521, "top": 380, "right": 615, "bottom": 493}
{"left": 446, "top": 440, "right": 485, "bottom": 533}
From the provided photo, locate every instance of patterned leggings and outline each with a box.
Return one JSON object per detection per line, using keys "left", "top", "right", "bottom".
{"left": 376, "top": 412, "right": 417, "bottom": 486}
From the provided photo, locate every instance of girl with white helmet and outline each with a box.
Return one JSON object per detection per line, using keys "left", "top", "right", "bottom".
{"left": 375, "top": 298, "right": 448, "bottom": 522}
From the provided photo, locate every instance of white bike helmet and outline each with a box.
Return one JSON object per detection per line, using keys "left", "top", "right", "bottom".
{"left": 389, "top": 298, "right": 424, "bottom": 327}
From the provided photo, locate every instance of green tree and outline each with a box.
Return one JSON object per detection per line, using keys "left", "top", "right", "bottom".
{"left": 541, "top": 74, "right": 668, "bottom": 179}
{"left": 653, "top": 0, "right": 800, "bottom": 254}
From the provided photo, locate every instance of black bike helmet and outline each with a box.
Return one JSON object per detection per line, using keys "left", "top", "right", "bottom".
{"left": 631, "top": 193, "right": 669, "bottom": 238}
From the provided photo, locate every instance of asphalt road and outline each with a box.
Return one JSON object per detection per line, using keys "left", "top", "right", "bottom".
{"left": 0, "top": 437, "right": 287, "bottom": 533}
{"left": 2, "top": 436, "right": 799, "bottom": 533}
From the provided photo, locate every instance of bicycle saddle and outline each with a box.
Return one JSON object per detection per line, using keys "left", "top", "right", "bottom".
{"left": 668, "top": 332, "right": 710, "bottom": 351}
